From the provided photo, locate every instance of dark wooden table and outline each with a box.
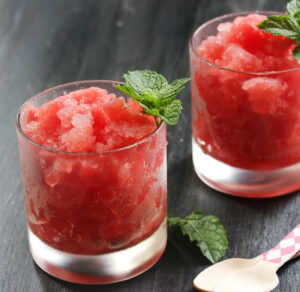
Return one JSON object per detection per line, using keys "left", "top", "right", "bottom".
{"left": 1, "top": 0, "right": 299, "bottom": 291}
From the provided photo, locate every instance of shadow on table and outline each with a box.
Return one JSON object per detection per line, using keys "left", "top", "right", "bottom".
{"left": 218, "top": 187, "right": 300, "bottom": 223}
{"left": 167, "top": 225, "right": 212, "bottom": 265}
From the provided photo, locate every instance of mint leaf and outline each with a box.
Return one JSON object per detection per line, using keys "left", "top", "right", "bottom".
{"left": 167, "top": 211, "right": 228, "bottom": 264}
{"left": 257, "top": 0, "right": 300, "bottom": 63}
{"left": 258, "top": 15, "right": 300, "bottom": 39}
{"left": 158, "top": 78, "right": 192, "bottom": 106}
{"left": 287, "top": 0, "right": 300, "bottom": 17}
{"left": 162, "top": 99, "right": 183, "bottom": 125}
{"left": 114, "top": 84, "right": 139, "bottom": 99}
{"left": 114, "top": 70, "right": 190, "bottom": 126}
{"left": 123, "top": 70, "right": 168, "bottom": 94}
{"left": 167, "top": 214, "right": 183, "bottom": 227}
{"left": 293, "top": 42, "right": 300, "bottom": 62}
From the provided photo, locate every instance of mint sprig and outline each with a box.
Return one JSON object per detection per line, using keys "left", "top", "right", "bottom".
{"left": 114, "top": 70, "right": 190, "bottom": 126}
{"left": 287, "top": 0, "right": 300, "bottom": 16}
{"left": 167, "top": 211, "right": 228, "bottom": 264}
{"left": 258, "top": 0, "right": 300, "bottom": 63}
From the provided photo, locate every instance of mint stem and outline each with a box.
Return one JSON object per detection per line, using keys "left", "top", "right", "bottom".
{"left": 155, "top": 117, "right": 160, "bottom": 127}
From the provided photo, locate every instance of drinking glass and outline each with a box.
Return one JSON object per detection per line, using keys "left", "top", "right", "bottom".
{"left": 190, "top": 11, "right": 300, "bottom": 197}
{"left": 16, "top": 81, "right": 167, "bottom": 284}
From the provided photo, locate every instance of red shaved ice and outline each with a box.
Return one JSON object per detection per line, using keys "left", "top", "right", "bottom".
{"left": 18, "top": 85, "right": 166, "bottom": 254}
{"left": 191, "top": 13, "right": 300, "bottom": 169}
{"left": 23, "top": 87, "right": 157, "bottom": 152}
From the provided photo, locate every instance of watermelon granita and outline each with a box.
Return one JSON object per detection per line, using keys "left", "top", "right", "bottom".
{"left": 17, "top": 82, "right": 167, "bottom": 255}
{"left": 190, "top": 13, "right": 300, "bottom": 170}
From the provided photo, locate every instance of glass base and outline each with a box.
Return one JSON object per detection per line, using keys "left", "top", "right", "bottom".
{"left": 28, "top": 219, "right": 167, "bottom": 284}
{"left": 192, "top": 139, "right": 300, "bottom": 198}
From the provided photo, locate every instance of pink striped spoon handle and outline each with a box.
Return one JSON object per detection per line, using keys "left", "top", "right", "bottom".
{"left": 262, "top": 223, "right": 300, "bottom": 268}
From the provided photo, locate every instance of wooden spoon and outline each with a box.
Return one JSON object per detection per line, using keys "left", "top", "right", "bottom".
{"left": 214, "top": 254, "right": 299, "bottom": 292}
{"left": 194, "top": 224, "right": 300, "bottom": 292}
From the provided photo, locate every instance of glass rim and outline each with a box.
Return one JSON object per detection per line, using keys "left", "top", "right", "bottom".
{"left": 16, "top": 80, "right": 164, "bottom": 156}
{"left": 189, "top": 10, "right": 300, "bottom": 76}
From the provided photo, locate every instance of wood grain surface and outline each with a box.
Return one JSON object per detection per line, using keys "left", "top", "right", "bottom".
{"left": 0, "top": 0, "right": 299, "bottom": 291}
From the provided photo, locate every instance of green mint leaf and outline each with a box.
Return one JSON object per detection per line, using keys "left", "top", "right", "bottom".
{"left": 123, "top": 70, "right": 168, "bottom": 95}
{"left": 114, "top": 84, "right": 139, "bottom": 100}
{"left": 161, "top": 99, "right": 183, "bottom": 125}
{"left": 114, "top": 70, "right": 190, "bottom": 126}
{"left": 258, "top": 15, "right": 300, "bottom": 39}
{"left": 293, "top": 44, "right": 300, "bottom": 62}
{"left": 167, "top": 214, "right": 182, "bottom": 227}
{"left": 184, "top": 210, "right": 205, "bottom": 221}
{"left": 287, "top": 0, "right": 300, "bottom": 17}
{"left": 140, "top": 106, "right": 160, "bottom": 119}
{"left": 158, "top": 78, "right": 191, "bottom": 106}
{"left": 294, "top": 11, "right": 300, "bottom": 26}
{"left": 257, "top": 0, "right": 300, "bottom": 63}
{"left": 167, "top": 211, "right": 228, "bottom": 264}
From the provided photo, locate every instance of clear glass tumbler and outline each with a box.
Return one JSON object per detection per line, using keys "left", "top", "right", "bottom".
{"left": 190, "top": 11, "right": 300, "bottom": 198}
{"left": 16, "top": 81, "right": 167, "bottom": 284}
